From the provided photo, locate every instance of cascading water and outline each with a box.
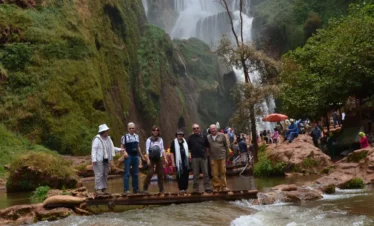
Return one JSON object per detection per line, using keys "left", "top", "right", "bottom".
{"left": 169, "top": 0, "right": 275, "bottom": 132}
{"left": 141, "top": 0, "right": 148, "bottom": 16}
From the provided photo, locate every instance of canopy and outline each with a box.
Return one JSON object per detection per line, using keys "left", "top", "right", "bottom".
{"left": 262, "top": 113, "right": 288, "bottom": 122}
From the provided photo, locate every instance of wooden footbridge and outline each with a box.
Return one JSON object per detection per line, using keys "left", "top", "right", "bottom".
{"left": 87, "top": 190, "right": 258, "bottom": 207}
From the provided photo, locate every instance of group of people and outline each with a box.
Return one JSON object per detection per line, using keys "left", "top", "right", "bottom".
{"left": 91, "top": 123, "right": 231, "bottom": 194}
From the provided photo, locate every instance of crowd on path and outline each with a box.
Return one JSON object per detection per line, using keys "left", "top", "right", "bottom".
{"left": 91, "top": 123, "right": 251, "bottom": 194}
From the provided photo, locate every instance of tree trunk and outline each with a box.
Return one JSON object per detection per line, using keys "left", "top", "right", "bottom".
{"left": 250, "top": 105, "right": 258, "bottom": 162}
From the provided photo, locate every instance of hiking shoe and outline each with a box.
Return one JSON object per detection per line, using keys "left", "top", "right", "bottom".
{"left": 142, "top": 189, "right": 148, "bottom": 194}
{"left": 212, "top": 187, "right": 220, "bottom": 192}
{"left": 221, "top": 187, "right": 231, "bottom": 192}
{"left": 205, "top": 189, "right": 213, "bottom": 193}
{"left": 179, "top": 190, "right": 186, "bottom": 194}
{"left": 124, "top": 190, "right": 131, "bottom": 195}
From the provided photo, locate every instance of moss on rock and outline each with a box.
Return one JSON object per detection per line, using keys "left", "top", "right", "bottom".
{"left": 6, "top": 151, "right": 78, "bottom": 192}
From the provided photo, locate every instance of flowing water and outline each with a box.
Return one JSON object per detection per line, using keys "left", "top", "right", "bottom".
{"left": 168, "top": 0, "right": 275, "bottom": 131}
{"left": 1, "top": 176, "right": 374, "bottom": 225}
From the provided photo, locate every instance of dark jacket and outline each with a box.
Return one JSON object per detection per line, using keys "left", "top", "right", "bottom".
{"left": 187, "top": 133, "right": 208, "bottom": 158}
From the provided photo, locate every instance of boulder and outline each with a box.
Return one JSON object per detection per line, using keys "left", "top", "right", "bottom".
{"left": 43, "top": 195, "right": 86, "bottom": 208}
{"left": 257, "top": 184, "right": 323, "bottom": 205}
{"left": 6, "top": 152, "right": 78, "bottom": 192}
{"left": 35, "top": 206, "right": 73, "bottom": 221}
{"left": 268, "top": 135, "right": 333, "bottom": 174}
{"left": 316, "top": 148, "right": 374, "bottom": 187}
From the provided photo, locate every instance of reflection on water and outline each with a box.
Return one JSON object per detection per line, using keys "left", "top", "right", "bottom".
{"left": 0, "top": 191, "right": 31, "bottom": 209}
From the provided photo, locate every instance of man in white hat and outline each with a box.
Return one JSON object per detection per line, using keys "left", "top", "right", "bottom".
{"left": 92, "top": 124, "right": 122, "bottom": 193}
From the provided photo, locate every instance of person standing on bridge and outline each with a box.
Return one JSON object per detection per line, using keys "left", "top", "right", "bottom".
{"left": 91, "top": 124, "right": 122, "bottom": 194}
{"left": 121, "top": 122, "right": 145, "bottom": 194}
{"left": 143, "top": 125, "right": 168, "bottom": 193}
{"left": 170, "top": 130, "right": 190, "bottom": 193}
{"left": 207, "top": 124, "right": 230, "bottom": 192}
{"left": 188, "top": 124, "right": 212, "bottom": 193}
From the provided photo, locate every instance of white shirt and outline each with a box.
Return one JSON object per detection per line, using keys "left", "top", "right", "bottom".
{"left": 91, "top": 135, "right": 121, "bottom": 162}
{"left": 212, "top": 135, "right": 217, "bottom": 141}
{"left": 145, "top": 137, "right": 165, "bottom": 157}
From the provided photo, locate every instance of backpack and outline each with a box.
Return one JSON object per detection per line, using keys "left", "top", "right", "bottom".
{"left": 148, "top": 139, "right": 161, "bottom": 161}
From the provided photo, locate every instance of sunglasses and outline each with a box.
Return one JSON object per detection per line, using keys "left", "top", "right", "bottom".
{"left": 152, "top": 129, "right": 159, "bottom": 132}
{"left": 193, "top": 127, "right": 199, "bottom": 130}
{"left": 129, "top": 128, "right": 135, "bottom": 130}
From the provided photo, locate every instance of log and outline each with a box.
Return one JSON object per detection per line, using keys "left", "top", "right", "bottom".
{"left": 87, "top": 190, "right": 258, "bottom": 206}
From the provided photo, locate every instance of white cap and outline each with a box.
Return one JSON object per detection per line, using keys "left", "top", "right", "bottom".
{"left": 98, "top": 124, "right": 110, "bottom": 133}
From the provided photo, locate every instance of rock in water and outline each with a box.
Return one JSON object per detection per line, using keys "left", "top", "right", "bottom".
{"left": 267, "top": 135, "right": 333, "bottom": 174}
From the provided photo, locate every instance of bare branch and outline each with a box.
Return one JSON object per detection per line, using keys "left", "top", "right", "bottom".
{"left": 239, "top": 0, "right": 244, "bottom": 43}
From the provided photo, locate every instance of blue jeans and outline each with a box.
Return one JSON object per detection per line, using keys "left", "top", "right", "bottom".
{"left": 286, "top": 132, "right": 298, "bottom": 142}
{"left": 124, "top": 155, "right": 139, "bottom": 192}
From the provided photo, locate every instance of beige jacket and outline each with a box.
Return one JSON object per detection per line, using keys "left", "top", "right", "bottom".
{"left": 207, "top": 133, "right": 229, "bottom": 160}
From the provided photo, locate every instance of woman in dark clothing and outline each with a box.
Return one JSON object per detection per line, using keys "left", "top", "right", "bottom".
{"left": 170, "top": 131, "right": 190, "bottom": 192}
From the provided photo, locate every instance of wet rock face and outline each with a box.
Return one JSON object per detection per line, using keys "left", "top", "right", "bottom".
{"left": 2, "top": 0, "right": 36, "bottom": 8}
{"left": 267, "top": 135, "right": 333, "bottom": 174}
{"left": 316, "top": 148, "right": 374, "bottom": 187}
{"left": 257, "top": 184, "right": 323, "bottom": 205}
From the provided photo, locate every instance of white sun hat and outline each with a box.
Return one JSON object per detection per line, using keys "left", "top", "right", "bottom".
{"left": 98, "top": 124, "right": 110, "bottom": 133}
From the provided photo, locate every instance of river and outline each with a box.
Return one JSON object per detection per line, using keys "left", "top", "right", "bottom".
{"left": 1, "top": 175, "right": 373, "bottom": 226}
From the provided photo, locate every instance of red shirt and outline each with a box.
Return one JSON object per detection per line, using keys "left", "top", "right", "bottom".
{"left": 360, "top": 136, "right": 369, "bottom": 149}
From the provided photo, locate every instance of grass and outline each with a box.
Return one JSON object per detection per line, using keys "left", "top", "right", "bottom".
{"left": 340, "top": 177, "right": 365, "bottom": 189}
{"left": 0, "top": 124, "right": 54, "bottom": 178}
{"left": 303, "top": 157, "right": 319, "bottom": 168}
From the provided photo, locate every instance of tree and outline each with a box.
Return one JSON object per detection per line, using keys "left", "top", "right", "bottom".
{"left": 281, "top": 3, "right": 374, "bottom": 118}
{"left": 216, "top": 0, "right": 280, "bottom": 162}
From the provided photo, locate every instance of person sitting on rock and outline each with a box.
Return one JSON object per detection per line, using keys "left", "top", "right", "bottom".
{"left": 272, "top": 128, "right": 279, "bottom": 144}
{"left": 285, "top": 119, "right": 299, "bottom": 143}
{"left": 92, "top": 124, "right": 122, "bottom": 194}
{"left": 359, "top": 132, "right": 369, "bottom": 149}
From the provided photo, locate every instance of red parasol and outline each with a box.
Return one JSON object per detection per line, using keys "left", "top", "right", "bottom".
{"left": 262, "top": 113, "right": 288, "bottom": 122}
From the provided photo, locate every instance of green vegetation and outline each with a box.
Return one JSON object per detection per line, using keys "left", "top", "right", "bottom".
{"left": 323, "top": 184, "right": 336, "bottom": 194}
{"left": 0, "top": 124, "right": 53, "bottom": 178}
{"left": 254, "top": 145, "right": 286, "bottom": 177}
{"left": 303, "top": 157, "right": 319, "bottom": 168}
{"left": 347, "top": 150, "right": 368, "bottom": 163}
{"left": 322, "top": 166, "right": 335, "bottom": 175}
{"left": 340, "top": 177, "right": 365, "bottom": 189}
{"left": 252, "top": 0, "right": 368, "bottom": 56}
{"left": 280, "top": 3, "right": 374, "bottom": 118}
{"left": 0, "top": 1, "right": 145, "bottom": 155}
{"left": 174, "top": 38, "right": 217, "bottom": 82}
{"left": 6, "top": 151, "right": 77, "bottom": 192}
{"left": 31, "top": 186, "right": 50, "bottom": 203}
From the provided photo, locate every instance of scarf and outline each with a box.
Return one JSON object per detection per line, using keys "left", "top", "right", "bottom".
{"left": 174, "top": 138, "right": 189, "bottom": 175}
{"left": 95, "top": 135, "right": 115, "bottom": 160}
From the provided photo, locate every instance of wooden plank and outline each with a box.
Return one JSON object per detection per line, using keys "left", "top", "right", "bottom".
{"left": 87, "top": 190, "right": 258, "bottom": 206}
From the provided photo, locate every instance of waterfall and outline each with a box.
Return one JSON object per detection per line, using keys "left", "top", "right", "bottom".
{"left": 169, "top": 0, "right": 275, "bottom": 132}
{"left": 141, "top": 0, "right": 148, "bottom": 16}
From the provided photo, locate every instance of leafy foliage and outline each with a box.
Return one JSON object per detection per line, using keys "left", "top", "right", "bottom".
{"left": 254, "top": 145, "right": 286, "bottom": 177}
{"left": 280, "top": 3, "right": 374, "bottom": 118}
{"left": 31, "top": 186, "right": 50, "bottom": 203}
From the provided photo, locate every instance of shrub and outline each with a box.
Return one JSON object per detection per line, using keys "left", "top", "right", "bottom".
{"left": 254, "top": 147, "right": 286, "bottom": 177}
{"left": 31, "top": 186, "right": 50, "bottom": 203}
{"left": 1, "top": 43, "right": 32, "bottom": 70}
{"left": 340, "top": 177, "right": 365, "bottom": 189}
{"left": 323, "top": 184, "right": 336, "bottom": 194}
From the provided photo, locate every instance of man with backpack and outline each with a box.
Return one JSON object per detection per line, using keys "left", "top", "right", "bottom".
{"left": 121, "top": 122, "right": 145, "bottom": 194}
{"left": 143, "top": 125, "right": 168, "bottom": 193}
